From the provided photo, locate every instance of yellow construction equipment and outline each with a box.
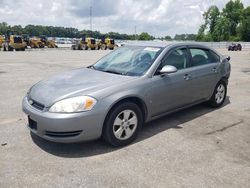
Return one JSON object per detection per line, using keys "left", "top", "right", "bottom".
{"left": 96, "top": 37, "right": 115, "bottom": 50}
{"left": 22, "top": 34, "right": 44, "bottom": 48}
{"left": 71, "top": 37, "right": 96, "bottom": 50}
{"left": 1, "top": 35, "right": 26, "bottom": 51}
{"left": 0, "top": 35, "right": 5, "bottom": 48}
{"left": 40, "top": 35, "right": 58, "bottom": 48}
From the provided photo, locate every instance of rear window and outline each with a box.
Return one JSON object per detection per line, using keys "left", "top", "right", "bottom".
{"left": 90, "top": 39, "right": 95, "bottom": 44}
{"left": 14, "top": 37, "right": 22, "bottom": 43}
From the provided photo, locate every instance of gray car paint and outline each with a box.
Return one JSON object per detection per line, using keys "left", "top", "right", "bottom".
{"left": 23, "top": 43, "right": 231, "bottom": 143}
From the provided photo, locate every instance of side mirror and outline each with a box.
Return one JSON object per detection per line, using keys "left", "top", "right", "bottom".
{"left": 160, "top": 65, "right": 178, "bottom": 75}
{"left": 222, "top": 55, "right": 230, "bottom": 62}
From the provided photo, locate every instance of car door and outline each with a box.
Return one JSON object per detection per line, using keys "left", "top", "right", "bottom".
{"left": 188, "top": 47, "right": 221, "bottom": 100}
{"left": 148, "top": 47, "right": 197, "bottom": 117}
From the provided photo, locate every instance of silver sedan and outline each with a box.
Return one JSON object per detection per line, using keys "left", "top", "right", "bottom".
{"left": 22, "top": 43, "right": 231, "bottom": 146}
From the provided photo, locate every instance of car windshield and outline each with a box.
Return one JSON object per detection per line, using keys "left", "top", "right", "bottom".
{"left": 91, "top": 46, "right": 163, "bottom": 76}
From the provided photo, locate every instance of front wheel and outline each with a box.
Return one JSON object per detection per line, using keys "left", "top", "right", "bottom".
{"left": 102, "top": 102, "right": 143, "bottom": 147}
{"left": 206, "top": 80, "right": 227, "bottom": 108}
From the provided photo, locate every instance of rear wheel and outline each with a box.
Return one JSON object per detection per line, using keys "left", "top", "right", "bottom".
{"left": 206, "top": 80, "right": 227, "bottom": 107}
{"left": 102, "top": 102, "right": 143, "bottom": 146}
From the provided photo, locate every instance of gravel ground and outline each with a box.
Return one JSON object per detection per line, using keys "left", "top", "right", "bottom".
{"left": 0, "top": 48, "right": 249, "bottom": 188}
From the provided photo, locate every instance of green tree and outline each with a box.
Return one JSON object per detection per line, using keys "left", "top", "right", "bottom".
{"left": 138, "top": 32, "right": 154, "bottom": 40}
{"left": 196, "top": 24, "right": 206, "bottom": 41}
{"left": 213, "top": 17, "right": 230, "bottom": 41}
{"left": 0, "top": 22, "right": 10, "bottom": 35}
{"left": 222, "top": 0, "right": 244, "bottom": 36}
{"left": 164, "top": 35, "right": 172, "bottom": 40}
{"left": 204, "top": 5, "right": 220, "bottom": 34}
{"left": 238, "top": 6, "right": 250, "bottom": 41}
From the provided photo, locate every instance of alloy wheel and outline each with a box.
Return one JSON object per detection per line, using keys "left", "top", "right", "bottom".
{"left": 113, "top": 109, "right": 138, "bottom": 140}
{"left": 215, "top": 84, "right": 225, "bottom": 104}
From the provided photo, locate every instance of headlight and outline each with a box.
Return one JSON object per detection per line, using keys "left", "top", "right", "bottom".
{"left": 49, "top": 96, "right": 97, "bottom": 113}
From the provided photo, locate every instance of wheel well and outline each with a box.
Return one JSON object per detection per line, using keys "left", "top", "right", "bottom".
{"left": 105, "top": 97, "right": 148, "bottom": 124}
{"left": 221, "top": 76, "right": 229, "bottom": 85}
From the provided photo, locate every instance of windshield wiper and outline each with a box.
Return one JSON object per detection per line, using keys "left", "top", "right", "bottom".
{"left": 87, "top": 65, "right": 96, "bottom": 70}
{"left": 102, "top": 70, "right": 126, "bottom": 75}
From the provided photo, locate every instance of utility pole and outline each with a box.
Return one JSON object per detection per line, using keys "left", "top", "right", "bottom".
{"left": 90, "top": 6, "right": 92, "bottom": 31}
{"left": 134, "top": 26, "right": 137, "bottom": 40}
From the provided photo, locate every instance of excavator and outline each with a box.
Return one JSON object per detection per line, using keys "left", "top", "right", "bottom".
{"left": 71, "top": 36, "right": 96, "bottom": 50}
{"left": 40, "top": 35, "right": 58, "bottom": 48}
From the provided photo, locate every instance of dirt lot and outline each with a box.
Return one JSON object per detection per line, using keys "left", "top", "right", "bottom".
{"left": 0, "top": 48, "right": 249, "bottom": 188}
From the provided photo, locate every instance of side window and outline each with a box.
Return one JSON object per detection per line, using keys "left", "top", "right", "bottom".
{"left": 190, "top": 48, "right": 219, "bottom": 67}
{"left": 157, "top": 48, "right": 188, "bottom": 73}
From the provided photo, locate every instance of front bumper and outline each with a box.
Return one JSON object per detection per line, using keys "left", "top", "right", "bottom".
{"left": 22, "top": 96, "right": 106, "bottom": 143}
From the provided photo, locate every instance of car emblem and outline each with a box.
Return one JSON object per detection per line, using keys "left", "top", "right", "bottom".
{"left": 28, "top": 99, "right": 33, "bottom": 105}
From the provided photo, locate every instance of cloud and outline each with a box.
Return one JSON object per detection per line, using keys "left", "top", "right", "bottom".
{"left": 0, "top": 0, "right": 250, "bottom": 37}
{"left": 68, "top": 0, "right": 118, "bottom": 17}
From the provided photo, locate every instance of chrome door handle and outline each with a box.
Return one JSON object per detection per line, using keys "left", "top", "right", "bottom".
{"left": 184, "top": 74, "right": 191, "bottom": 80}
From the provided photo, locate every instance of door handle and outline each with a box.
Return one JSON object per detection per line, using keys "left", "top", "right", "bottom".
{"left": 212, "top": 67, "right": 218, "bottom": 73}
{"left": 184, "top": 74, "right": 191, "bottom": 80}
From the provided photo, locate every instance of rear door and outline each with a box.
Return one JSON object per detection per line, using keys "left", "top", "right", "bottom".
{"left": 187, "top": 47, "right": 221, "bottom": 100}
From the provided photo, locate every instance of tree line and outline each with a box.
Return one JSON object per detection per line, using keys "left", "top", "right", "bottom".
{"left": 197, "top": 0, "right": 250, "bottom": 42}
{"left": 0, "top": 22, "right": 154, "bottom": 40}
{"left": 1, "top": 0, "right": 249, "bottom": 42}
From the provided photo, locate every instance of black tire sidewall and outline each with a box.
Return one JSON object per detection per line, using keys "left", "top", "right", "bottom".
{"left": 103, "top": 102, "right": 143, "bottom": 147}
{"left": 208, "top": 80, "right": 227, "bottom": 107}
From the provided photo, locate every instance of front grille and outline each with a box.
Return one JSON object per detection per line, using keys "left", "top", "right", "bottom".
{"left": 28, "top": 117, "right": 37, "bottom": 131}
{"left": 27, "top": 97, "right": 45, "bottom": 111}
{"left": 45, "top": 130, "right": 82, "bottom": 138}
{"left": 31, "top": 100, "right": 45, "bottom": 111}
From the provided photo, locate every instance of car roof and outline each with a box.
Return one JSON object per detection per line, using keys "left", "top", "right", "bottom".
{"left": 124, "top": 41, "right": 212, "bottom": 49}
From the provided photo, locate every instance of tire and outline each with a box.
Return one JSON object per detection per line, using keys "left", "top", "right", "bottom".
{"left": 101, "top": 44, "right": 107, "bottom": 50}
{"left": 206, "top": 80, "right": 227, "bottom": 108}
{"left": 82, "top": 44, "right": 88, "bottom": 50}
{"left": 2, "top": 45, "right": 6, "bottom": 51}
{"left": 8, "top": 46, "right": 13, "bottom": 51}
{"left": 102, "top": 102, "right": 143, "bottom": 147}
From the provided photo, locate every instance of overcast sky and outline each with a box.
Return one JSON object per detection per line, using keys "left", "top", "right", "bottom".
{"left": 0, "top": 0, "right": 250, "bottom": 37}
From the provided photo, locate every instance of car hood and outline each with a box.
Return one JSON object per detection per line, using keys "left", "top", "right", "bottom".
{"left": 28, "top": 68, "right": 136, "bottom": 106}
